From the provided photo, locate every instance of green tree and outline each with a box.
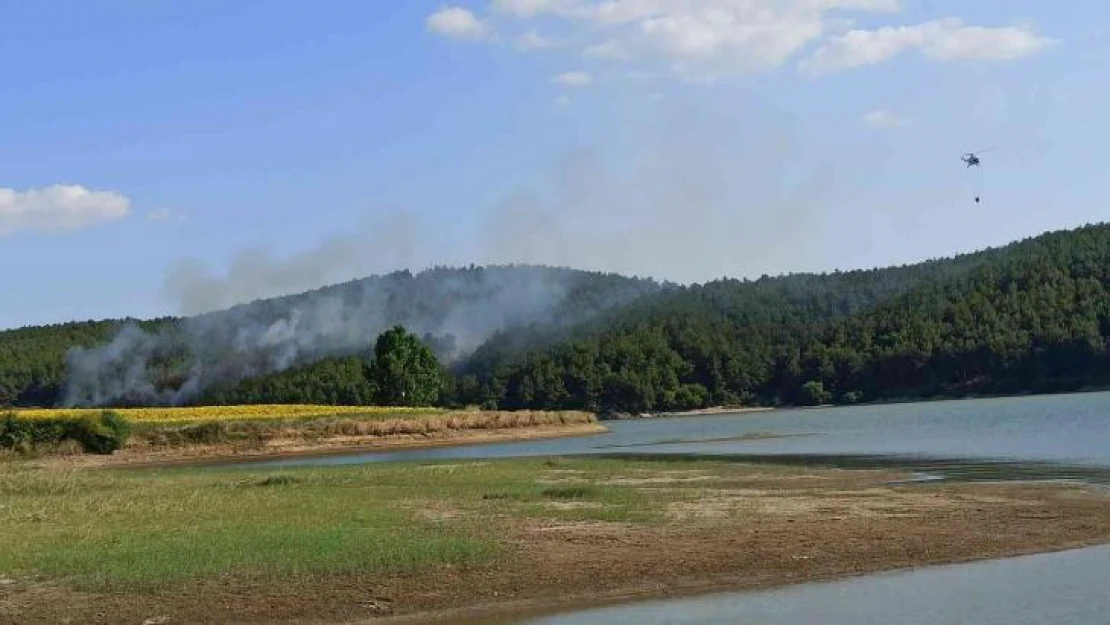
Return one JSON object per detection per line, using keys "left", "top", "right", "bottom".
{"left": 799, "top": 380, "right": 830, "bottom": 406}
{"left": 369, "top": 326, "right": 442, "bottom": 406}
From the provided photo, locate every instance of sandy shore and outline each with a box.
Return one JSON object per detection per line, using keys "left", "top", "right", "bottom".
{"left": 5, "top": 460, "right": 1110, "bottom": 624}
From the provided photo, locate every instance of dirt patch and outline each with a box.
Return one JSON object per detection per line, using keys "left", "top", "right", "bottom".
{"left": 603, "top": 474, "right": 718, "bottom": 486}
{"left": 5, "top": 470, "right": 1110, "bottom": 625}
{"left": 415, "top": 463, "right": 492, "bottom": 471}
{"left": 396, "top": 501, "right": 467, "bottom": 523}
{"left": 539, "top": 501, "right": 605, "bottom": 511}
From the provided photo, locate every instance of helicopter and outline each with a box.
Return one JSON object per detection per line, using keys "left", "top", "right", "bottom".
{"left": 961, "top": 151, "right": 985, "bottom": 202}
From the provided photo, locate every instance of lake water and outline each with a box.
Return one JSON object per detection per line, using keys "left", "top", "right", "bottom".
{"left": 231, "top": 391, "right": 1110, "bottom": 624}
{"left": 455, "top": 545, "right": 1110, "bottom": 625}
{"left": 245, "top": 391, "right": 1110, "bottom": 470}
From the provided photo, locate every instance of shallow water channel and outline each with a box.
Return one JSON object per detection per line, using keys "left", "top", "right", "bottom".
{"left": 230, "top": 391, "right": 1110, "bottom": 623}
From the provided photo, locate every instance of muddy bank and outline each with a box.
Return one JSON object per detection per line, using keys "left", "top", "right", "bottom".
{"left": 5, "top": 459, "right": 1110, "bottom": 624}
{"left": 377, "top": 482, "right": 1110, "bottom": 625}
{"left": 25, "top": 421, "right": 607, "bottom": 469}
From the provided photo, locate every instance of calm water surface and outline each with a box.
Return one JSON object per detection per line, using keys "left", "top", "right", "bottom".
{"left": 456, "top": 546, "right": 1110, "bottom": 625}
{"left": 246, "top": 391, "right": 1110, "bottom": 469}
{"left": 231, "top": 392, "right": 1110, "bottom": 624}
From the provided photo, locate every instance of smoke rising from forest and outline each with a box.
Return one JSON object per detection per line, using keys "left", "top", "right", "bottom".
{"left": 162, "top": 210, "right": 428, "bottom": 316}
{"left": 60, "top": 106, "right": 843, "bottom": 407}
{"left": 62, "top": 263, "right": 656, "bottom": 407}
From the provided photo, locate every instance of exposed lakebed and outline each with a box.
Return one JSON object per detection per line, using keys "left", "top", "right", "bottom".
{"left": 232, "top": 391, "right": 1110, "bottom": 625}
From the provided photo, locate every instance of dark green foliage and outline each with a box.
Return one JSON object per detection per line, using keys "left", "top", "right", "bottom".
{"left": 203, "top": 356, "right": 377, "bottom": 406}
{"left": 840, "top": 390, "right": 864, "bottom": 404}
{"left": 799, "top": 381, "right": 829, "bottom": 406}
{"left": 1, "top": 266, "right": 662, "bottom": 408}
{"left": 0, "top": 410, "right": 131, "bottom": 455}
{"left": 252, "top": 475, "right": 301, "bottom": 487}
{"left": 204, "top": 327, "right": 446, "bottom": 407}
{"left": 0, "top": 318, "right": 175, "bottom": 407}
{"left": 7, "top": 225, "right": 1110, "bottom": 413}
{"left": 460, "top": 224, "right": 1110, "bottom": 411}
{"left": 541, "top": 485, "right": 599, "bottom": 500}
{"left": 370, "top": 326, "right": 442, "bottom": 406}
{"left": 71, "top": 411, "right": 132, "bottom": 454}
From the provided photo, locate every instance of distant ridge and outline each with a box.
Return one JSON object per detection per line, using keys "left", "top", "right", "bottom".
{"left": 4, "top": 223, "right": 1110, "bottom": 411}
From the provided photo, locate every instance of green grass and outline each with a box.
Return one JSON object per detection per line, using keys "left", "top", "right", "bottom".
{"left": 0, "top": 457, "right": 740, "bottom": 591}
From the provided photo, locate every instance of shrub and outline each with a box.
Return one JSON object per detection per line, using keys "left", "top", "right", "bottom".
{"left": 0, "top": 410, "right": 132, "bottom": 455}
{"left": 252, "top": 474, "right": 300, "bottom": 487}
{"left": 840, "top": 390, "right": 864, "bottom": 404}
{"left": 68, "top": 411, "right": 131, "bottom": 455}
{"left": 541, "top": 485, "right": 599, "bottom": 500}
{"left": 178, "top": 421, "right": 228, "bottom": 445}
{"left": 0, "top": 411, "right": 31, "bottom": 453}
{"left": 799, "top": 380, "right": 830, "bottom": 406}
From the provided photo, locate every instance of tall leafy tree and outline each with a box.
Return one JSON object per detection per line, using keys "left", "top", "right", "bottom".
{"left": 369, "top": 326, "right": 442, "bottom": 406}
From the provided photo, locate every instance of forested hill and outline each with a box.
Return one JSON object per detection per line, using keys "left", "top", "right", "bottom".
{"left": 6, "top": 224, "right": 1110, "bottom": 411}
{"left": 0, "top": 265, "right": 667, "bottom": 407}
{"left": 0, "top": 318, "right": 176, "bottom": 407}
{"left": 467, "top": 224, "right": 1110, "bottom": 411}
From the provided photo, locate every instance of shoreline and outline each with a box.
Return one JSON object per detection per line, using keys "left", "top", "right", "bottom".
{"left": 375, "top": 477, "right": 1110, "bottom": 625}
{"left": 616, "top": 388, "right": 1110, "bottom": 420}
{"left": 378, "top": 540, "right": 1110, "bottom": 625}
{"left": 601, "top": 406, "right": 776, "bottom": 420}
{"left": 5, "top": 458, "right": 1110, "bottom": 624}
{"left": 25, "top": 422, "right": 610, "bottom": 470}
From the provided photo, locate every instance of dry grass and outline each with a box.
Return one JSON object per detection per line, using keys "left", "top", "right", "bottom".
{"left": 124, "top": 409, "right": 599, "bottom": 453}
{"left": 5, "top": 406, "right": 599, "bottom": 462}
{"left": 13, "top": 404, "right": 438, "bottom": 425}
{"left": 309, "top": 410, "right": 595, "bottom": 437}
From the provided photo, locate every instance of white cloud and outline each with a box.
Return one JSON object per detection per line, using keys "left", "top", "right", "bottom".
{"left": 437, "top": 2, "right": 1053, "bottom": 80}
{"left": 491, "top": 0, "right": 584, "bottom": 18}
{"left": 862, "top": 109, "right": 905, "bottom": 128}
{"left": 921, "top": 20, "right": 1056, "bottom": 61}
{"left": 552, "top": 71, "right": 592, "bottom": 87}
{"left": 0, "top": 184, "right": 131, "bottom": 236}
{"left": 147, "top": 208, "right": 186, "bottom": 222}
{"left": 514, "top": 29, "right": 553, "bottom": 50}
{"left": 801, "top": 18, "right": 1054, "bottom": 74}
{"left": 554, "top": 94, "right": 573, "bottom": 107}
{"left": 426, "top": 6, "right": 492, "bottom": 41}
{"left": 584, "top": 39, "right": 631, "bottom": 60}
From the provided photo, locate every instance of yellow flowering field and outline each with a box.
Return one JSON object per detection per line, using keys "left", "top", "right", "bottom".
{"left": 11, "top": 404, "right": 443, "bottom": 425}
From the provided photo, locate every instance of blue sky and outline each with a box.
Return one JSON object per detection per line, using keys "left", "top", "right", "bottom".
{"left": 1, "top": 1, "right": 1107, "bottom": 329}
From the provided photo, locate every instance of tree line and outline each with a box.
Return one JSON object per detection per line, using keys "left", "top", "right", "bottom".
{"left": 5, "top": 224, "right": 1110, "bottom": 411}
{"left": 458, "top": 224, "right": 1110, "bottom": 411}
{"left": 0, "top": 265, "right": 662, "bottom": 407}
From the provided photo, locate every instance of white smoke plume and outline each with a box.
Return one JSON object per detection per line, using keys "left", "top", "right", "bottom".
{"left": 61, "top": 264, "right": 660, "bottom": 407}
{"left": 60, "top": 102, "right": 844, "bottom": 408}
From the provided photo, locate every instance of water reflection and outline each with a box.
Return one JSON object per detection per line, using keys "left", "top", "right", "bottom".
{"left": 455, "top": 545, "right": 1110, "bottom": 625}
{"left": 232, "top": 391, "right": 1110, "bottom": 470}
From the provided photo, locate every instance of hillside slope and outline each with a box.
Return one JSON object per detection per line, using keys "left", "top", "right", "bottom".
{"left": 6, "top": 224, "right": 1110, "bottom": 411}
{"left": 0, "top": 265, "right": 666, "bottom": 407}
{"left": 463, "top": 224, "right": 1110, "bottom": 411}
